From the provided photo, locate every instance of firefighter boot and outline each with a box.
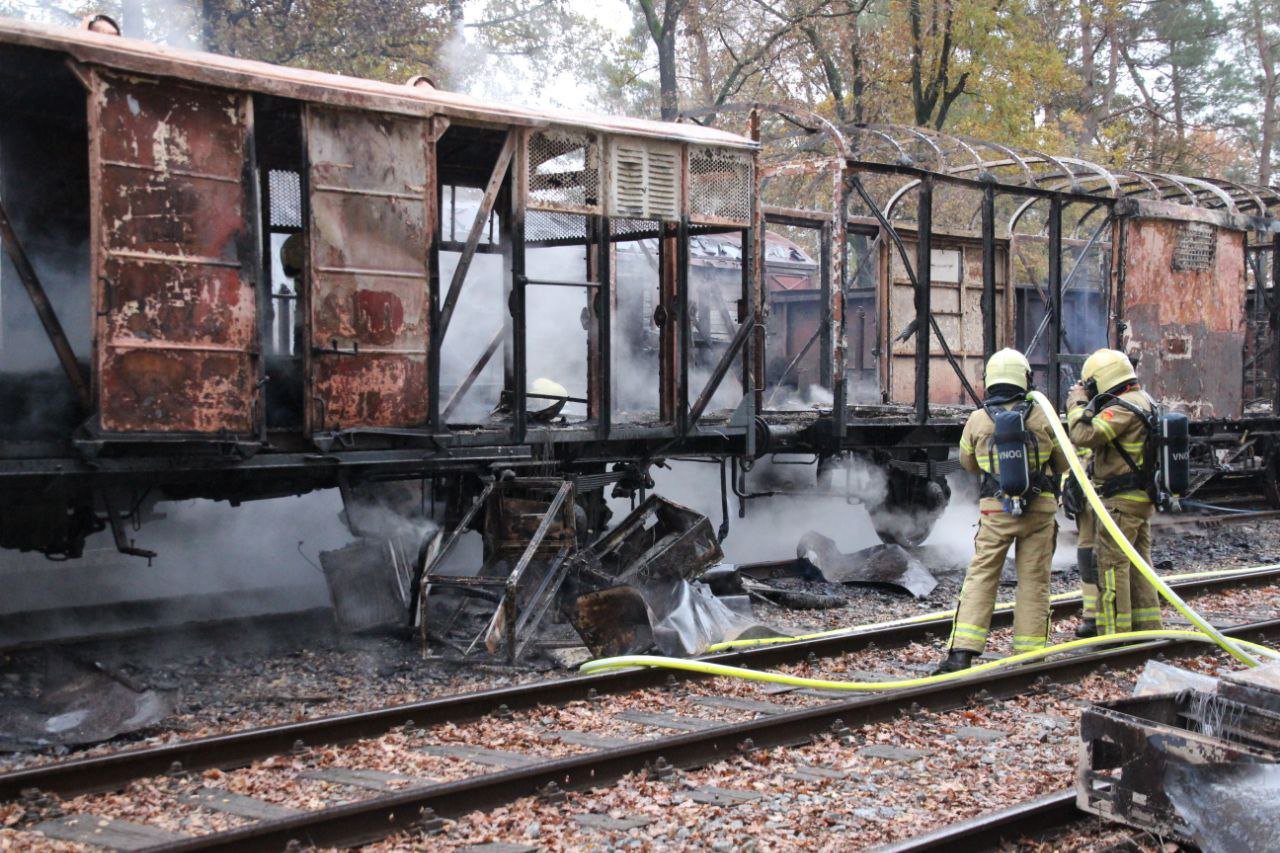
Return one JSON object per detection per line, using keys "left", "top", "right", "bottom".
{"left": 933, "top": 649, "right": 976, "bottom": 674}
{"left": 1075, "top": 618, "right": 1098, "bottom": 638}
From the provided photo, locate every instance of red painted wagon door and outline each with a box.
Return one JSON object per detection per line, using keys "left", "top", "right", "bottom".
{"left": 304, "top": 107, "right": 431, "bottom": 433}
{"left": 91, "top": 71, "right": 259, "bottom": 434}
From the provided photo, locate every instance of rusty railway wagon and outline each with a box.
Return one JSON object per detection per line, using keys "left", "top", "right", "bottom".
{"left": 2, "top": 19, "right": 1280, "bottom": 569}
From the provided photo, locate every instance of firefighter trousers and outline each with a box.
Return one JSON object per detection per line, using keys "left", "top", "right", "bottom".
{"left": 1094, "top": 500, "right": 1161, "bottom": 634}
{"left": 1077, "top": 507, "right": 1097, "bottom": 621}
{"left": 949, "top": 509, "right": 1057, "bottom": 654}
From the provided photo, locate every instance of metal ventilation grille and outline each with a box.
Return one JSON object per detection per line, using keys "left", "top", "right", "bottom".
{"left": 689, "top": 146, "right": 752, "bottom": 225}
{"left": 608, "top": 140, "right": 681, "bottom": 221}
{"left": 268, "top": 169, "right": 302, "bottom": 228}
{"left": 526, "top": 209, "right": 589, "bottom": 244}
{"left": 611, "top": 218, "right": 663, "bottom": 241}
{"left": 1172, "top": 222, "right": 1216, "bottom": 272}
{"left": 527, "top": 129, "right": 600, "bottom": 213}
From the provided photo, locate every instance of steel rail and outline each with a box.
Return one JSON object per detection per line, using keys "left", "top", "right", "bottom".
{"left": 873, "top": 789, "right": 1079, "bottom": 852}
{"left": 3, "top": 565, "right": 1279, "bottom": 804}
{"left": 151, "top": 616, "right": 1280, "bottom": 851}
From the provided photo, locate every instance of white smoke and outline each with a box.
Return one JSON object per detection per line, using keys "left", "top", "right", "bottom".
{"left": 437, "top": 0, "right": 628, "bottom": 112}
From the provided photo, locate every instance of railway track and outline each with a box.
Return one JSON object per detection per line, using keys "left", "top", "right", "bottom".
{"left": 876, "top": 789, "right": 1079, "bottom": 852}
{"left": 1152, "top": 507, "right": 1280, "bottom": 531}
{"left": 6, "top": 566, "right": 1280, "bottom": 851}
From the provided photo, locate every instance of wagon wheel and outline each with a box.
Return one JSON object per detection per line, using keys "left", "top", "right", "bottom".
{"left": 868, "top": 471, "right": 950, "bottom": 547}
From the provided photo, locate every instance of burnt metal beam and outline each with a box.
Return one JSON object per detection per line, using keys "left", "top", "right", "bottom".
{"left": 981, "top": 185, "right": 997, "bottom": 358}
{"left": 591, "top": 215, "right": 612, "bottom": 439}
{"left": 507, "top": 184, "right": 527, "bottom": 444}
{"left": 831, "top": 174, "right": 849, "bottom": 440}
{"left": 429, "top": 126, "right": 445, "bottom": 432}
{"left": 1112, "top": 217, "right": 1127, "bottom": 346}
{"left": 0, "top": 199, "right": 91, "bottom": 411}
{"left": 440, "top": 327, "right": 503, "bottom": 422}
{"left": 413, "top": 481, "right": 495, "bottom": 638}
{"left": 678, "top": 217, "right": 691, "bottom": 433}
{"left": 437, "top": 131, "right": 515, "bottom": 343}
{"left": 915, "top": 179, "right": 933, "bottom": 423}
{"left": 687, "top": 313, "right": 754, "bottom": 430}
{"left": 819, "top": 221, "right": 834, "bottom": 390}
{"left": 478, "top": 480, "right": 573, "bottom": 662}
{"left": 1047, "top": 196, "right": 1064, "bottom": 406}
{"left": 743, "top": 223, "right": 758, "bottom": 457}
{"left": 1273, "top": 234, "right": 1280, "bottom": 412}
{"left": 659, "top": 227, "right": 679, "bottom": 423}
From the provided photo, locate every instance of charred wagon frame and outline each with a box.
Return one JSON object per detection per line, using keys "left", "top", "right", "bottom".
{"left": 1, "top": 18, "right": 1279, "bottom": 567}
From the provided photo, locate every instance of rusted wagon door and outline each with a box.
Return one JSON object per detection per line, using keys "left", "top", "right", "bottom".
{"left": 90, "top": 71, "right": 259, "bottom": 434}
{"left": 304, "top": 107, "right": 431, "bottom": 433}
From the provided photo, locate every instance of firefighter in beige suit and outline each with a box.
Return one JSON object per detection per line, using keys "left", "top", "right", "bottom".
{"left": 1066, "top": 349, "right": 1162, "bottom": 634}
{"left": 936, "top": 349, "right": 1069, "bottom": 673}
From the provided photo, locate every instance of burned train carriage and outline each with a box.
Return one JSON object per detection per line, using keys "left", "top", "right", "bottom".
{"left": 2, "top": 17, "right": 1280, "bottom": 572}
{"left": 0, "top": 18, "right": 773, "bottom": 559}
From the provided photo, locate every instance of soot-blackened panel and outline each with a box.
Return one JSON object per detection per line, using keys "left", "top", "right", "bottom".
{"left": 305, "top": 106, "right": 430, "bottom": 432}
{"left": 92, "top": 71, "right": 258, "bottom": 434}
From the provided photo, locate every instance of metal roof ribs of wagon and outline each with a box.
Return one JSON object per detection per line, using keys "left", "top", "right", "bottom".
{"left": 839, "top": 123, "right": 1280, "bottom": 220}
{"left": 0, "top": 17, "right": 754, "bottom": 149}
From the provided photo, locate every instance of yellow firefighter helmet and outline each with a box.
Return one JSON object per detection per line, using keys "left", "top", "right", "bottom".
{"left": 1081, "top": 349, "right": 1137, "bottom": 395}
{"left": 529, "top": 377, "right": 568, "bottom": 421}
{"left": 984, "top": 348, "right": 1032, "bottom": 392}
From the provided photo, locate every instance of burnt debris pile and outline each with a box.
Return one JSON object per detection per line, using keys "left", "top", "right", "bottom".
{"left": 316, "top": 477, "right": 951, "bottom": 668}
{"left": 1079, "top": 660, "right": 1280, "bottom": 850}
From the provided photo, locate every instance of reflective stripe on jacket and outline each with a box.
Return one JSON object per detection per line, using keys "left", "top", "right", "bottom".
{"left": 1066, "top": 387, "right": 1152, "bottom": 504}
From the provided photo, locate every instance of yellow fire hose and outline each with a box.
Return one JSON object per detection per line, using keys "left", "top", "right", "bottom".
{"left": 1028, "top": 390, "right": 1260, "bottom": 667}
{"left": 581, "top": 389, "right": 1271, "bottom": 687}
{"left": 703, "top": 563, "right": 1280, "bottom": 653}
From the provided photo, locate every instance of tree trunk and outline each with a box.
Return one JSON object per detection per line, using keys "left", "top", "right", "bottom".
{"left": 657, "top": 27, "right": 680, "bottom": 120}
{"left": 685, "top": 0, "right": 714, "bottom": 106}
{"left": 1079, "top": 0, "right": 1097, "bottom": 149}
{"left": 1253, "top": 0, "right": 1277, "bottom": 184}
{"left": 850, "top": 18, "right": 866, "bottom": 123}
{"left": 805, "top": 24, "right": 847, "bottom": 123}
{"left": 909, "top": 0, "right": 931, "bottom": 126}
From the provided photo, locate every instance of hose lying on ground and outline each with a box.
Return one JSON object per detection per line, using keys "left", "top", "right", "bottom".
{"left": 581, "top": 389, "right": 1270, "bottom": 686}
{"left": 580, "top": 632, "right": 1280, "bottom": 690}
{"left": 703, "top": 563, "right": 1280, "bottom": 652}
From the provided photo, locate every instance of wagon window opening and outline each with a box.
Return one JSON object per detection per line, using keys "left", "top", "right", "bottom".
{"left": 612, "top": 218, "right": 665, "bottom": 421}
{"left": 254, "top": 95, "right": 307, "bottom": 432}
{"left": 437, "top": 123, "right": 512, "bottom": 428}
{"left": 524, "top": 211, "right": 593, "bottom": 426}
{"left": 1245, "top": 244, "right": 1274, "bottom": 405}
{"left": 761, "top": 220, "right": 828, "bottom": 410}
{"left": 1011, "top": 198, "right": 1111, "bottom": 399}
{"left": 0, "top": 45, "right": 91, "bottom": 440}
{"left": 438, "top": 183, "right": 504, "bottom": 426}
{"left": 844, "top": 225, "right": 880, "bottom": 404}
{"left": 687, "top": 227, "right": 748, "bottom": 420}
